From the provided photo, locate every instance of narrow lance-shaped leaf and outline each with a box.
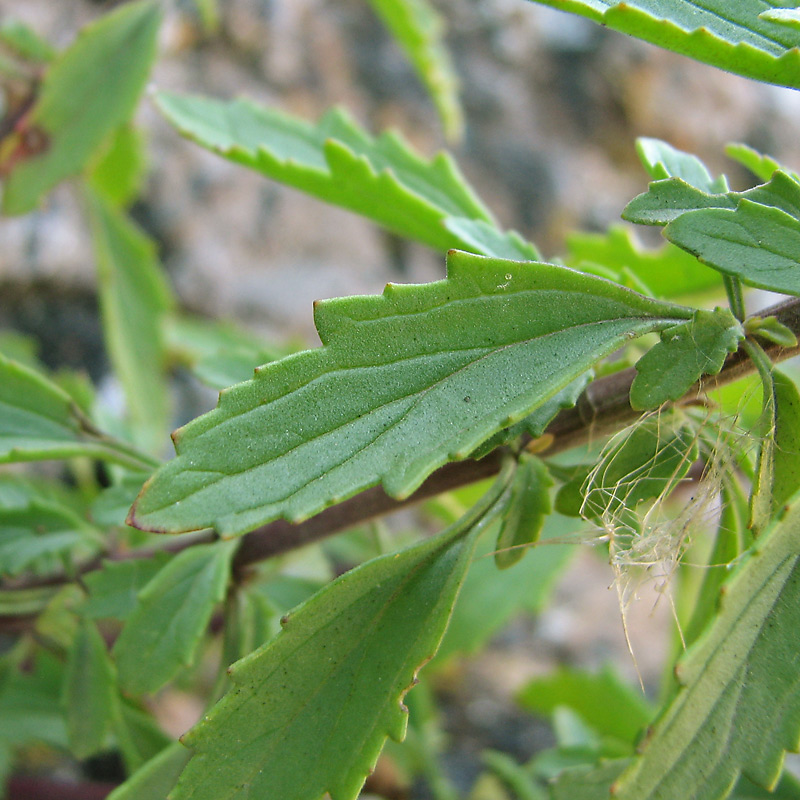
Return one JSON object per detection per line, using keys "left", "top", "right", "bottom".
{"left": 154, "top": 90, "right": 532, "bottom": 256}
{"left": 112, "top": 540, "right": 237, "bottom": 695}
{"left": 494, "top": 453, "right": 553, "bottom": 569}
{"left": 611, "top": 491, "right": 800, "bottom": 800}
{"left": 170, "top": 469, "right": 510, "bottom": 800}
{"left": 88, "top": 123, "right": 148, "bottom": 208}
{"left": 0, "top": 352, "right": 158, "bottom": 470}
{"left": 366, "top": 0, "right": 463, "bottom": 141}
{"left": 2, "top": 0, "right": 161, "bottom": 215}
{"left": 725, "top": 142, "right": 799, "bottom": 184}
{"left": 630, "top": 308, "right": 744, "bottom": 411}
{"left": 86, "top": 187, "right": 173, "bottom": 453}
{"left": 62, "top": 618, "right": 117, "bottom": 759}
{"left": 772, "top": 370, "right": 800, "bottom": 510}
{"left": 524, "top": 1, "right": 800, "bottom": 90}
{"left": 130, "top": 251, "right": 692, "bottom": 537}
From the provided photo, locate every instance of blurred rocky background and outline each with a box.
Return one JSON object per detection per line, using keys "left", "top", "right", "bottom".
{"left": 2, "top": 0, "right": 800, "bottom": 795}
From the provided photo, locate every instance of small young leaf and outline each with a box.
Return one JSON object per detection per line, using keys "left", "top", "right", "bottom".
{"left": 556, "top": 413, "right": 698, "bottom": 520}
{"left": 86, "top": 188, "right": 173, "bottom": 453}
{"left": 494, "top": 454, "right": 553, "bottom": 569}
{"left": 526, "top": 1, "right": 800, "bottom": 90}
{"left": 366, "top": 0, "right": 463, "bottom": 141}
{"left": 517, "top": 666, "right": 654, "bottom": 747}
{"left": 2, "top": 1, "right": 161, "bottom": 215}
{"left": 0, "top": 352, "right": 158, "bottom": 470}
{"left": 170, "top": 480, "right": 504, "bottom": 800}
{"left": 744, "top": 315, "right": 798, "bottom": 349}
{"left": 62, "top": 618, "right": 117, "bottom": 759}
{"left": 611, "top": 495, "right": 800, "bottom": 799}
{"left": 725, "top": 142, "right": 798, "bottom": 184}
{"left": 630, "top": 308, "right": 744, "bottom": 410}
{"left": 130, "top": 251, "right": 691, "bottom": 536}
{"left": 635, "top": 138, "right": 724, "bottom": 192}
{"left": 113, "top": 541, "right": 237, "bottom": 695}
{"left": 108, "top": 741, "right": 191, "bottom": 800}
{"left": 154, "top": 90, "right": 527, "bottom": 255}
{"left": 665, "top": 199, "right": 800, "bottom": 296}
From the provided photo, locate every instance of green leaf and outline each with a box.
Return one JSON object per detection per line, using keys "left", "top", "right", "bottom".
{"left": 169, "top": 476, "right": 505, "bottom": 800}
{"left": 62, "top": 618, "right": 117, "bottom": 758}
{"left": 772, "top": 370, "right": 800, "bottom": 511}
{"left": 494, "top": 454, "right": 553, "bottom": 569}
{"left": 0, "top": 352, "right": 157, "bottom": 469}
{"left": 2, "top": 1, "right": 161, "bottom": 215}
{"left": 549, "top": 759, "right": 628, "bottom": 800}
{"left": 725, "top": 142, "right": 798, "bottom": 184}
{"left": 624, "top": 170, "right": 800, "bottom": 227}
{"left": 86, "top": 187, "right": 173, "bottom": 453}
{"left": 366, "top": 0, "right": 462, "bottom": 141}
{"left": 525, "top": 1, "right": 800, "bottom": 90}
{"left": 555, "top": 413, "right": 698, "bottom": 520}
{"left": 108, "top": 741, "right": 192, "bottom": 800}
{"left": 83, "top": 554, "right": 170, "bottom": 620}
{"left": 517, "top": 666, "right": 653, "bottom": 747}
{"left": 0, "top": 651, "right": 67, "bottom": 750}
{"left": 130, "top": 251, "right": 691, "bottom": 536}
{"left": 164, "top": 314, "right": 281, "bottom": 391}
{"left": 611, "top": 493, "right": 800, "bottom": 800}
{"left": 635, "top": 138, "right": 726, "bottom": 192}
{"left": 744, "top": 315, "right": 798, "bottom": 349}
{"left": 89, "top": 473, "right": 151, "bottom": 529}
{"left": 154, "top": 90, "right": 526, "bottom": 255}
{"left": 664, "top": 195, "right": 800, "bottom": 297}
{"left": 564, "top": 226, "right": 721, "bottom": 300}
{"left": 468, "top": 372, "right": 591, "bottom": 461}
{"left": 113, "top": 696, "right": 174, "bottom": 773}
{"left": 630, "top": 308, "right": 744, "bottom": 410}
{"left": 435, "top": 511, "right": 575, "bottom": 661}
{"left": 0, "top": 501, "right": 102, "bottom": 577}
{"left": 88, "top": 123, "right": 148, "bottom": 208}
{"left": 681, "top": 476, "right": 749, "bottom": 648}
{"left": 0, "top": 20, "right": 56, "bottom": 63}
{"left": 444, "top": 217, "right": 540, "bottom": 260}
{"left": 113, "top": 541, "right": 237, "bottom": 695}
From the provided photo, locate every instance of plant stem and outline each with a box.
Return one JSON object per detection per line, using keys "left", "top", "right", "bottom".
{"left": 5, "top": 294, "right": 800, "bottom": 611}
{"left": 723, "top": 275, "right": 746, "bottom": 321}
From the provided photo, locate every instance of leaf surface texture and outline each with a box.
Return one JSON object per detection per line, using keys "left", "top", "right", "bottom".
{"left": 131, "top": 252, "right": 690, "bottom": 536}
